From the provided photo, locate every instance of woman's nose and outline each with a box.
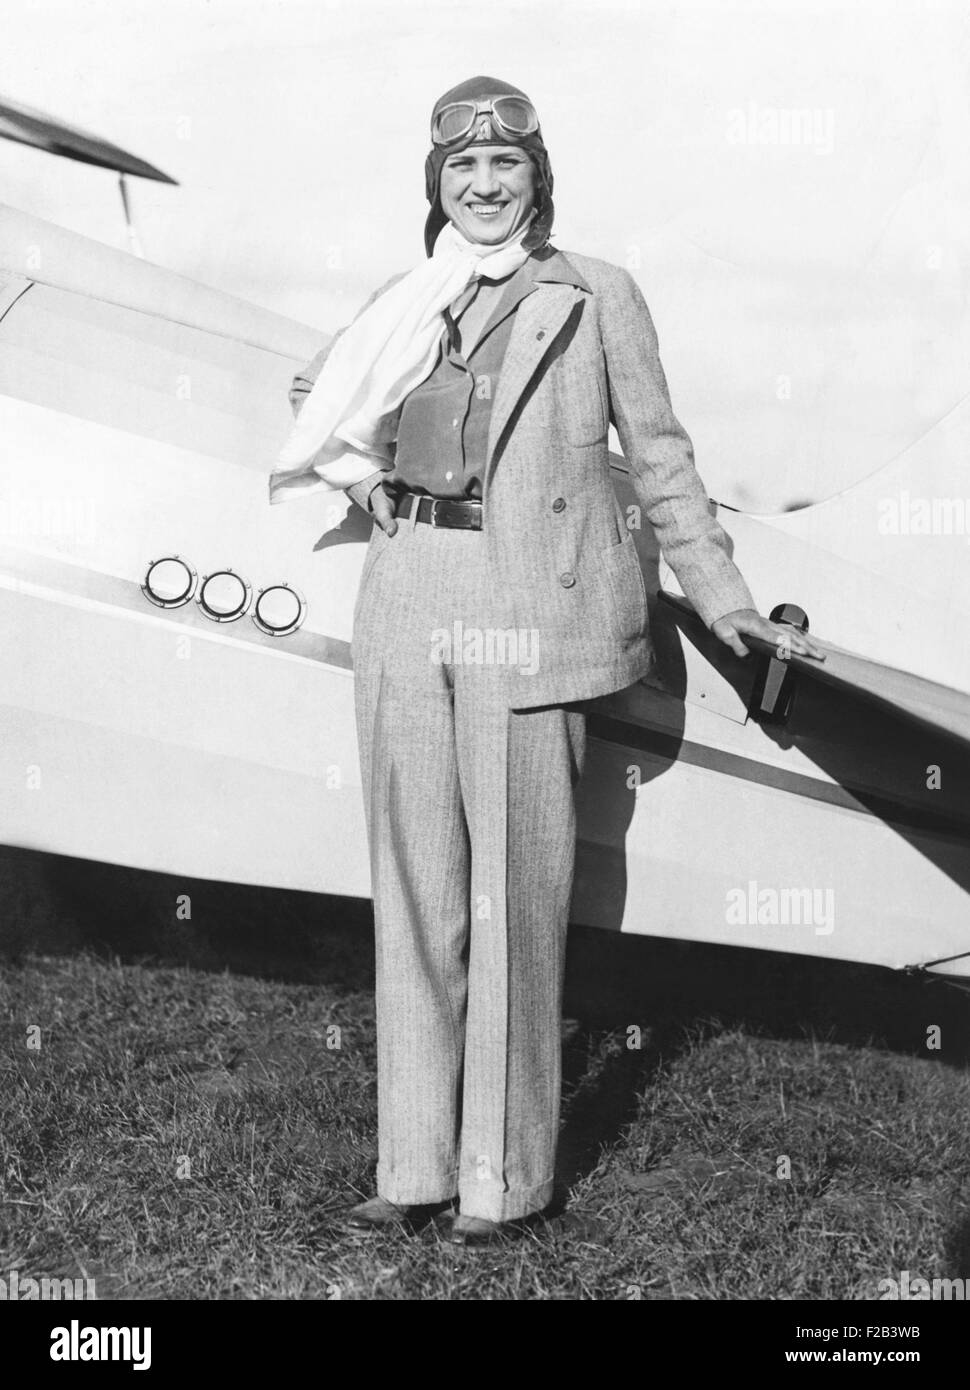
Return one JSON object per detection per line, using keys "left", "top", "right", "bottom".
{"left": 471, "top": 166, "right": 501, "bottom": 197}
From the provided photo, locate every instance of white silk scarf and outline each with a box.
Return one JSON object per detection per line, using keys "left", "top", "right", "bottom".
{"left": 268, "top": 217, "right": 535, "bottom": 503}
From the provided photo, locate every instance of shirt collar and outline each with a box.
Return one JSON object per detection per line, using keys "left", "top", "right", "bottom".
{"left": 459, "top": 247, "right": 590, "bottom": 358}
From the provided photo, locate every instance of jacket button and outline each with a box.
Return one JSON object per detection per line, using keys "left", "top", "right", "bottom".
{"left": 552, "top": 497, "right": 566, "bottom": 513}
{"left": 536, "top": 330, "right": 545, "bottom": 340}
{"left": 559, "top": 571, "right": 576, "bottom": 588}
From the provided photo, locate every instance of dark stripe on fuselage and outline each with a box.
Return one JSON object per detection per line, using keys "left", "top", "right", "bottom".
{"left": 586, "top": 713, "right": 970, "bottom": 843}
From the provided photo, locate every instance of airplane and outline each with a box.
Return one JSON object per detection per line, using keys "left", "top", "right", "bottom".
{"left": 1, "top": 111, "right": 968, "bottom": 986}
{"left": 0, "top": 93, "right": 176, "bottom": 259}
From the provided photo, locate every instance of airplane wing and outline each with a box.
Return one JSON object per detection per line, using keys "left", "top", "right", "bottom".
{"left": 658, "top": 588, "right": 970, "bottom": 749}
{"left": 0, "top": 94, "right": 176, "bottom": 183}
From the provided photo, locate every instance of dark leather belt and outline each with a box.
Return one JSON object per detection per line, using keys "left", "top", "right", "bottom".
{"left": 397, "top": 492, "right": 483, "bottom": 530}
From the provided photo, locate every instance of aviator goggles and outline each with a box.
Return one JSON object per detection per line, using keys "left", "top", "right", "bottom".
{"left": 431, "top": 96, "right": 540, "bottom": 146}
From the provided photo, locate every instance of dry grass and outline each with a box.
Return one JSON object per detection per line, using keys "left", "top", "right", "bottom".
{"left": 2, "top": 847, "right": 969, "bottom": 1300}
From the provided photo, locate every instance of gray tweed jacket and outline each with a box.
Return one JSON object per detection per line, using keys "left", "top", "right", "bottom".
{"left": 289, "top": 247, "right": 755, "bottom": 708}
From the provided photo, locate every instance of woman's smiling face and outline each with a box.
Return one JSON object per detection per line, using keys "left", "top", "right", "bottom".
{"left": 439, "top": 145, "right": 536, "bottom": 245}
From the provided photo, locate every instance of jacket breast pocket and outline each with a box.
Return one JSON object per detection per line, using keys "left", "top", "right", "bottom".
{"left": 553, "top": 352, "right": 609, "bottom": 445}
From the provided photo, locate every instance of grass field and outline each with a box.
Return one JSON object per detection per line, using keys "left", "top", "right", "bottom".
{"left": 1, "top": 849, "right": 969, "bottom": 1301}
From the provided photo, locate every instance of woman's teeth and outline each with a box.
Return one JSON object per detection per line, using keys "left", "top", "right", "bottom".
{"left": 469, "top": 204, "right": 503, "bottom": 216}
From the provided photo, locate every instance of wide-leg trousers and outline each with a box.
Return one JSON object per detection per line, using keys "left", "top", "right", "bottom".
{"left": 350, "top": 507, "right": 587, "bottom": 1221}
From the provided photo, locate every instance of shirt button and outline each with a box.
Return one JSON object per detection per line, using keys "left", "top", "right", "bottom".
{"left": 559, "top": 571, "right": 576, "bottom": 588}
{"left": 452, "top": 417, "right": 459, "bottom": 428}
{"left": 552, "top": 497, "right": 566, "bottom": 513}
{"left": 536, "top": 330, "right": 545, "bottom": 340}
{"left": 445, "top": 471, "right": 454, "bottom": 481}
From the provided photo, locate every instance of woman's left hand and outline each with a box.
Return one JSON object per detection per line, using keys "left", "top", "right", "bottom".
{"left": 711, "top": 608, "right": 827, "bottom": 661}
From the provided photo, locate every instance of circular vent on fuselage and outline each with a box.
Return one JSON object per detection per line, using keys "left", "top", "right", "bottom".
{"left": 196, "top": 569, "right": 252, "bottom": 623}
{"left": 252, "top": 583, "right": 307, "bottom": 637}
{"left": 141, "top": 556, "right": 197, "bottom": 608}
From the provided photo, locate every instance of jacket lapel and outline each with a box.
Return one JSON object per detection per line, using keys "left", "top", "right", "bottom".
{"left": 467, "top": 259, "right": 543, "bottom": 357}
{"left": 485, "top": 249, "right": 592, "bottom": 475}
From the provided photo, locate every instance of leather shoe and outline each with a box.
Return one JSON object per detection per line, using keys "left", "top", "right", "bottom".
{"left": 445, "top": 1212, "right": 544, "bottom": 1248}
{"left": 343, "top": 1195, "right": 453, "bottom": 1235}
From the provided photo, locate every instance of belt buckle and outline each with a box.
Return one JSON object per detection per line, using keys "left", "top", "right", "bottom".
{"left": 429, "top": 497, "right": 440, "bottom": 528}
